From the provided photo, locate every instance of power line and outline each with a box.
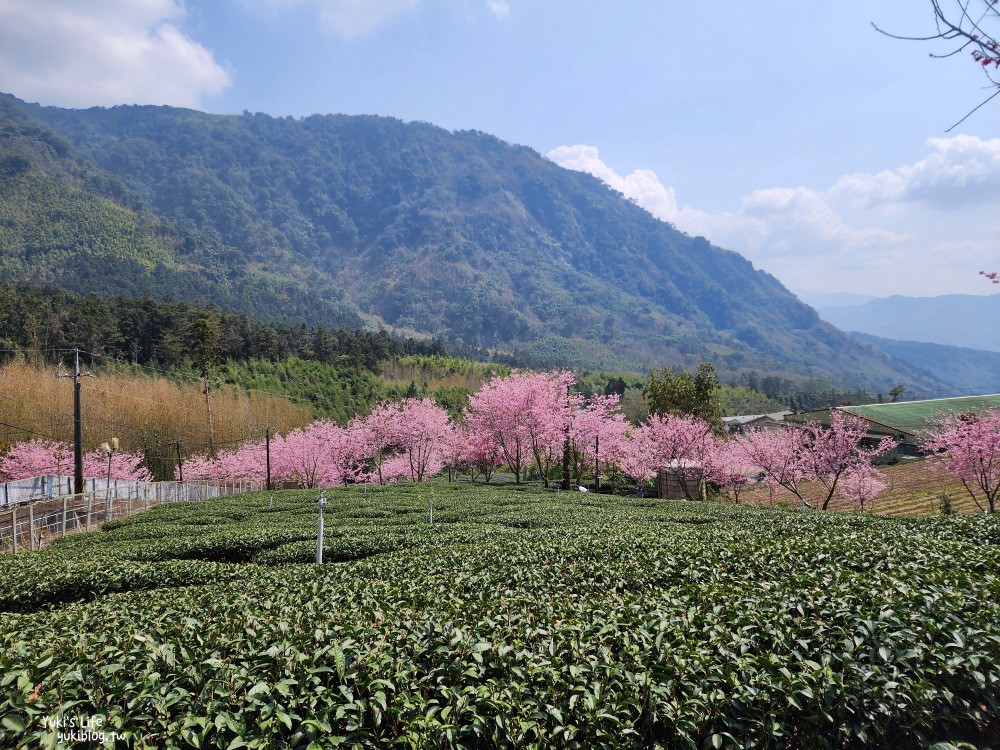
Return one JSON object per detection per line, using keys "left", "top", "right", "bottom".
{"left": 0, "top": 420, "right": 67, "bottom": 443}
{"left": 0, "top": 348, "right": 86, "bottom": 354}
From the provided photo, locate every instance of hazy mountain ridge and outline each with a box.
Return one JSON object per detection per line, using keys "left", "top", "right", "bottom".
{"left": 818, "top": 293, "right": 1000, "bottom": 354}
{"left": 0, "top": 93, "right": 948, "bottom": 390}
{"left": 854, "top": 333, "right": 1000, "bottom": 396}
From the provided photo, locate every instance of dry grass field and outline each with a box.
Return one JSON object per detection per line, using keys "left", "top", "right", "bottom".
{"left": 739, "top": 457, "right": 981, "bottom": 515}
{"left": 0, "top": 360, "right": 312, "bottom": 466}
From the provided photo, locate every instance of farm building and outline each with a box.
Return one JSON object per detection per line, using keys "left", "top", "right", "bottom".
{"left": 787, "top": 394, "right": 1000, "bottom": 456}
{"left": 723, "top": 411, "right": 791, "bottom": 434}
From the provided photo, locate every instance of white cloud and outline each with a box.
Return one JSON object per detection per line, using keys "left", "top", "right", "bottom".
{"left": 831, "top": 135, "right": 1000, "bottom": 209}
{"left": 0, "top": 0, "right": 231, "bottom": 108}
{"left": 546, "top": 144, "right": 769, "bottom": 253}
{"left": 486, "top": 0, "right": 510, "bottom": 19}
{"left": 313, "top": 0, "right": 420, "bottom": 40}
{"left": 741, "top": 186, "right": 899, "bottom": 255}
{"left": 249, "top": 0, "right": 507, "bottom": 40}
{"left": 247, "top": 0, "right": 419, "bottom": 40}
{"left": 547, "top": 139, "right": 997, "bottom": 297}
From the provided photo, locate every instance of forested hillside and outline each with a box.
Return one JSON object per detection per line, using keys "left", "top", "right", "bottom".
{"left": 0, "top": 96, "right": 361, "bottom": 328}
{"left": 0, "top": 93, "right": 946, "bottom": 391}
{"left": 856, "top": 333, "right": 1000, "bottom": 396}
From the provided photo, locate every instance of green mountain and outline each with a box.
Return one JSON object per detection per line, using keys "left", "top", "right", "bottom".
{"left": 0, "top": 96, "right": 361, "bottom": 327}
{"left": 0, "top": 93, "right": 946, "bottom": 390}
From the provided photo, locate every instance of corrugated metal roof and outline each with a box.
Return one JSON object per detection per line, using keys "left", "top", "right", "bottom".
{"left": 789, "top": 394, "right": 1000, "bottom": 439}
{"left": 839, "top": 395, "right": 1000, "bottom": 437}
{"left": 723, "top": 411, "right": 791, "bottom": 425}
{"left": 723, "top": 414, "right": 767, "bottom": 425}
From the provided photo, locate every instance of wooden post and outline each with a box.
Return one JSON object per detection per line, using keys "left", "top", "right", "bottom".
{"left": 86, "top": 493, "right": 92, "bottom": 532}
{"left": 62, "top": 495, "right": 68, "bottom": 536}
{"left": 12, "top": 507, "right": 18, "bottom": 553}
{"left": 28, "top": 503, "right": 35, "bottom": 551}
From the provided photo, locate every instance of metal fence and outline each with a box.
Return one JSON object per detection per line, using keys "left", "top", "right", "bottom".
{"left": 0, "top": 478, "right": 264, "bottom": 553}
{"left": 1, "top": 475, "right": 75, "bottom": 507}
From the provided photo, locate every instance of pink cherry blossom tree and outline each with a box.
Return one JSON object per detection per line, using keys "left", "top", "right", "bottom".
{"left": 0, "top": 439, "right": 152, "bottom": 482}
{"left": 183, "top": 422, "right": 363, "bottom": 488}
{"left": 462, "top": 428, "right": 504, "bottom": 483}
{"left": 391, "top": 398, "right": 454, "bottom": 482}
{"left": 645, "top": 413, "right": 714, "bottom": 501}
{"left": 570, "top": 394, "right": 629, "bottom": 489}
{"left": 441, "top": 424, "right": 468, "bottom": 482}
{"left": 739, "top": 413, "right": 896, "bottom": 511}
{"left": 705, "top": 437, "right": 757, "bottom": 504}
{"left": 378, "top": 453, "right": 413, "bottom": 484}
{"left": 738, "top": 427, "right": 816, "bottom": 510}
{"left": 923, "top": 407, "right": 1000, "bottom": 513}
{"left": 182, "top": 442, "right": 268, "bottom": 482}
{"left": 616, "top": 425, "right": 659, "bottom": 495}
{"left": 178, "top": 452, "right": 222, "bottom": 482}
{"left": 837, "top": 464, "right": 888, "bottom": 512}
{"left": 466, "top": 370, "right": 577, "bottom": 486}
{"left": 352, "top": 403, "right": 399, "bottom": 485}
{"left": 798, "top": 412, "right": 897, "bottom": 510}
{"left": 270, "top": 421, "right": 363, "bottom": 488}
{"left": 525, "top": 371, "right": 578, "bottom": 488}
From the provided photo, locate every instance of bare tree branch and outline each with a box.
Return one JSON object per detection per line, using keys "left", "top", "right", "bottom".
{"left": 874, "top": 1, "right": 1000, "bottom": 125}
{"left": 946, "top": 86, "right": 1000, "bottom": 129}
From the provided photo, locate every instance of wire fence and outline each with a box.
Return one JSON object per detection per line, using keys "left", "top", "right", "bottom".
{"left": 0, "top": 478, "right": 264, "bottom": 553}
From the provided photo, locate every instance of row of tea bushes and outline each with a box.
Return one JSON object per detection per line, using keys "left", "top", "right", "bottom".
{"left": 0, "top": 485, "right": 998, "bottom": 748}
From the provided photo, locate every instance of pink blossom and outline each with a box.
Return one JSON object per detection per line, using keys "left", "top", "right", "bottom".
{"left": 466, "top": 370, "right": 578, "bottom": 486}
{"left": 837, "top": 464, "right": 888, "bottom": 511}
{"left": 737, "top": 427, "right": 812, "bottom": 509}
{"left": 923, "top": 407, "right": 1000, "bottom": 512}
{"left": 0, "top": 439, "right": 152, "bottom": 482}
{"left": 181, "top": 421, "right": 365, "bottom": 488}
{"left": 705, "top": 437, "right": 757, "bottom": 503}
{"left": 570, "top": 394, "right": 629, "bottom": 488}
{"left": 460, "top": 426, "right": 505, "bottom": 482}
{"left": 645, "top": 413, "right": 714, "bottom": 501}
{"left": 616, "top": 425, "right": 659, "bottom": 490}
{"left": 387, "top": 398, "right": 454, "bottom": 483}
{"left": 738, "top": 412, "right": 896, "bottom": 510}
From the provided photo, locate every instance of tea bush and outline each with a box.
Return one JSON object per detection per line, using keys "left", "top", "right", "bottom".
{"left": 1, "top": 485, "right": 998, "bottom": 748}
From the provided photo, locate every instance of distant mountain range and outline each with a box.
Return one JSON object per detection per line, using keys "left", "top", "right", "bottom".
{"left": 0, "top": 93, "right": 949, "bottom": 392}
{"left": 792, "top": 290, "right": 878, "bottom": 309}
{"left": 854, "top": 334, "right": 1000, "bottom": 397}
{"left": 817, "top": 294, "right": 1000, "bottom": 354}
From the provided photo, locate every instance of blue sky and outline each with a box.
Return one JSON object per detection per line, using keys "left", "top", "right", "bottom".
{"left": 0, "top": 0, "right": 997, "bottom": 300}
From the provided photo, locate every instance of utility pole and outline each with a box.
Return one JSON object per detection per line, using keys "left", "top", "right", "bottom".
{"left": 203, "top": 374, "right": 215, "bottom": 455}
{"left": 56, "top": 349, "right": 92, "bottom": 496}
{"left": 265, "top": 428, "right": 272, "bottom": 491}
{"left": 594, "top": 434, "right": 601, "bottom": 492}
{"left": 561, "top": 384, "right": 572, "bottom": 491}
{"left": 175, "top": 441, "right": 183, "bottom": 482}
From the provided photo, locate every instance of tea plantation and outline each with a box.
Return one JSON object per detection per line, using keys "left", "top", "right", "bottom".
{"left": 1, "top": 485, "right": 999, "bottom": 749}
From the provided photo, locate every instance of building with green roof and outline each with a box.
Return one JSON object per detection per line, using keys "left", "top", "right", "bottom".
{"left": 787, "top": 394, "right": 1000, "bottom": 455}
